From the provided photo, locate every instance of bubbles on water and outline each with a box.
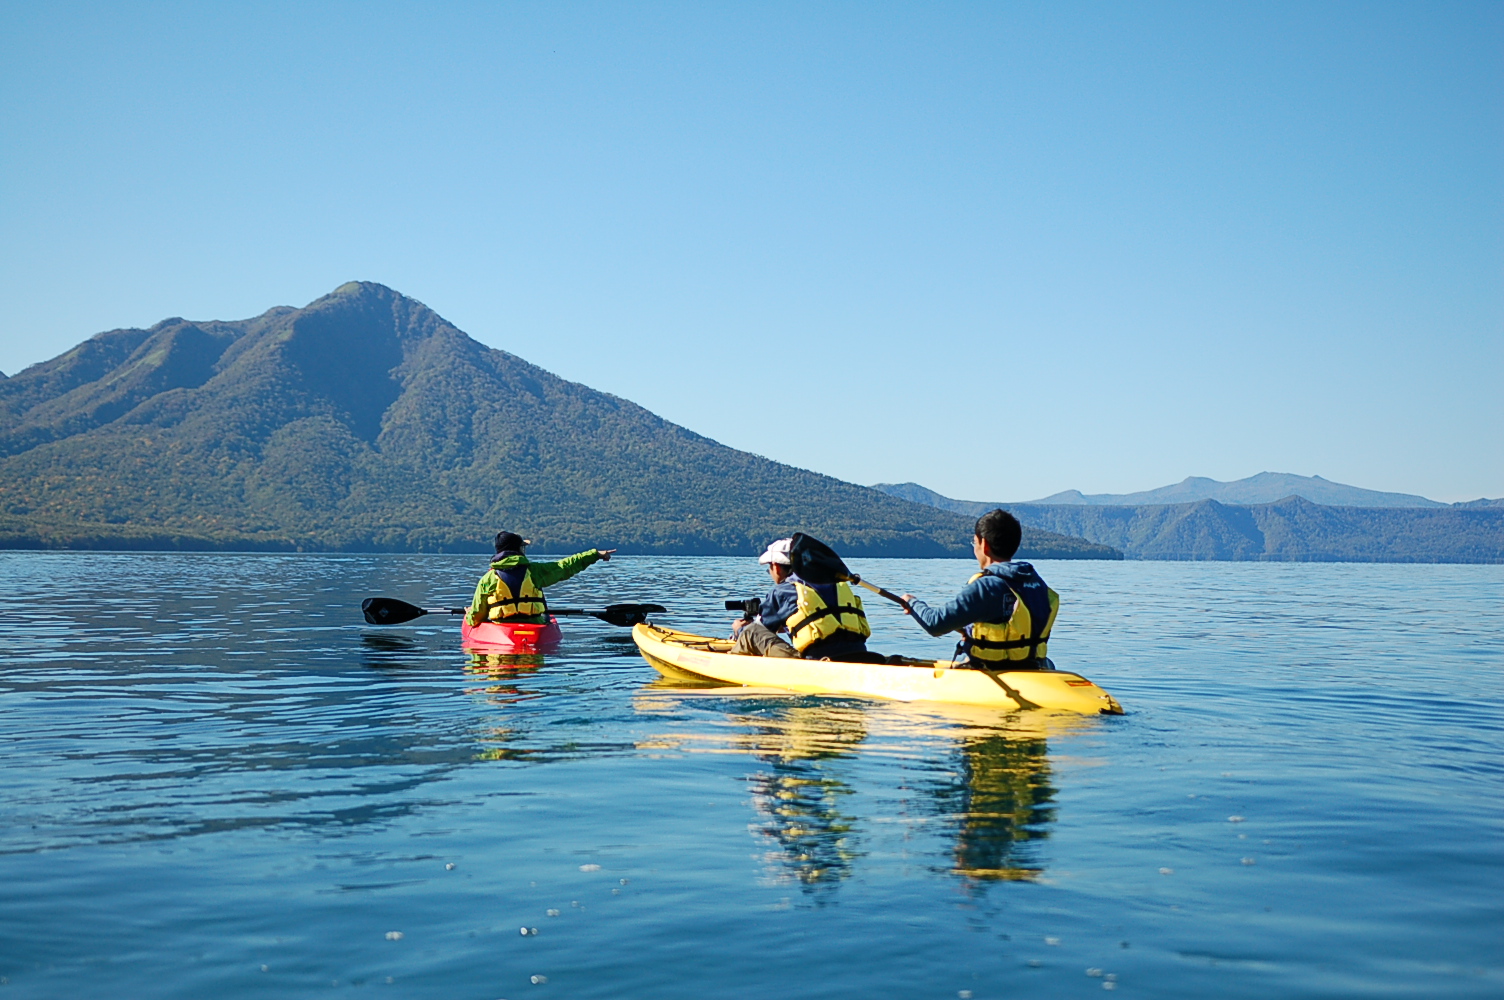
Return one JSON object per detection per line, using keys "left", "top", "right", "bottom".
{"left": 1103, "top": 983, "right": 1117, "bottom": 991}
{"left": 546, "top": 909, "right": 560, "bottom": 917}
{"left": 260, "top": 965, "right": 268, "bottom": 972}
{"left": 1087, "top": 968, "right": 1103, "bottom": 977}
{"left": 520, "top": 926, "right": 538, "bottom": 936}
{"left": 384, "top": 931, "right": 404, "bottom": 940}
{"left": 1159, "top": 867, "right": 1174, "bottom": 875}
{"left": 570, "top": 900, "right": 580, "bottom": 907}
{"left": 1241, "top": 857, "right": 1257, "bottom": 865}
{"left": 1027, "top": 959, "right": 1042, "bottom": 968}
{"left": 446, "top": 863, "right": 456, "bottom": 870}
{"left": 959, "top": 991, "right": 973, "bottom": 998}
{"left": 579, "top": 864, "right": 601, "bottom": 872}
{"left": 619, "top": 878, "right": 629, "bottom": 885}
{"left": 530, "top": 974, "right": 548, "bottom": 984}
{"left": 1045, "top": 937, "right": 1060, "bottom": 946}
{"left": 1228, "top": 815, "right": 1245, "bottom": 823}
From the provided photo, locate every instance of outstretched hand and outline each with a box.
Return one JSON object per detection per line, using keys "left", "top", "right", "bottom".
{"left": 900, "top": 594, "right": 917, "bottom": 613}
{"left": 598, "top": 548, "right": 617, "bottom": 561}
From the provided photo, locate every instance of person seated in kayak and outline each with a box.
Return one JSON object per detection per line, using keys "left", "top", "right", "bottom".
{"left": 900, "top": 509, "right": 1059, "bottom": 670}
{"left": 731, "top": 538, "right": 882, "bottom": 662}
{"left": 466, "top": 531, "right": 616, "bottom": 626}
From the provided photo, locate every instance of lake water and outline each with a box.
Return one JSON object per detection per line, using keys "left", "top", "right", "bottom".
{"left": 1, "top": 553, "right": 1500, "bottom": 999}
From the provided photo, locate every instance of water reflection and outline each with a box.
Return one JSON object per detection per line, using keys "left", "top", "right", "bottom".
{"left": 358, "top": 633, "right": 427, "bottom": 670}
{"left": 735, "top": 704, "right": 867, "bottom": 893}
{"left": 931, "top": 732, "right": 1055, "bottom": 881}
{"left": 465, "top": 651, "right": 547, "bottom": 761}
{"left": 635, "top": 687, "right": 1079, "bottom": 893}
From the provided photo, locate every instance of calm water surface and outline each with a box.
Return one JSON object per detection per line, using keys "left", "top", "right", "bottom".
{"left": 1, "top": 553, "right": 1500, "bottom": 998}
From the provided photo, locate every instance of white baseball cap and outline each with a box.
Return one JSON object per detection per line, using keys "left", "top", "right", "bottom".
{"left": 758, "top": 538, "right": 793, "bottom": 566}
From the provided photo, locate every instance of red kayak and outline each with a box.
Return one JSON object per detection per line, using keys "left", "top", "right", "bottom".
{"left": 461, "top": 616, "right": 564, "bottom": 651}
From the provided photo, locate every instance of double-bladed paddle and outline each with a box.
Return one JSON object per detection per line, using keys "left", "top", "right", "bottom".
{"left": 361, "top": 597, "right": 665, "bottom": 629}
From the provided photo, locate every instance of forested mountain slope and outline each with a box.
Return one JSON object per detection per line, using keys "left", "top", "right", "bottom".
{"left": 0, "top": 283, "right": 1120, "bottom": 558}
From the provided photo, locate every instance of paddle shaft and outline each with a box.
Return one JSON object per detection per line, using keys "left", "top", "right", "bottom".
{"left": 850, "top": 576, "right": 909, "bottom": 609}
{"left": 362, "top": 596, "right": 663, "bottom": 627}
{"left": 415, "top": 607, "right": 611, "bottom": 618}
{"left": 851, "top": 576, "right": 968, "bottom": 643}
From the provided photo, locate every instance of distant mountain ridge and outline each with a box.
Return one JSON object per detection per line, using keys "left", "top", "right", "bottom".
{"left": 877, "top": 472, "right": 1453, "bottom": 509}
{"left": 0, "top": 283, "right": 1120, "bottom": 558}
{"left": 1025, "top": 472, "right": 1449, "bottom": 508}
{"left": 870, "top": 484, "right": 1504, "bottom": 562}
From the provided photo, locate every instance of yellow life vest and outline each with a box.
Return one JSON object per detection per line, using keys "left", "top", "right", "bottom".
{"left": 787, "top": 579, "right": 871, "bottom": 652}
{"left": 965, "top": 564, "right": 1058, "bottom": 665}
{"left": 479, "top": 564, "right": 547, "bottom": 621}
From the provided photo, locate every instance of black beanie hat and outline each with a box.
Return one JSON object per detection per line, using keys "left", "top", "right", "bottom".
{"left": 494, "top": 531, "right": 529, "bottom": 553}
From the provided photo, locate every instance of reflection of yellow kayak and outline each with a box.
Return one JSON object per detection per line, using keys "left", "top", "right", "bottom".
{"left": 632, "top": 624, "right": 1124, "bottom": 715}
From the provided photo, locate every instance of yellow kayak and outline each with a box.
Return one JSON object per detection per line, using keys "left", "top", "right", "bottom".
{"left": 632, "top": 623, "right": 1124, "bottom": 715}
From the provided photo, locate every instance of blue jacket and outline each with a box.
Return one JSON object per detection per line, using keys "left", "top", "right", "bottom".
{"left": 906, "top": 562, "right": 1044, "bottom": 637}
{"left": 755, "top": 578, "right": 802, "bottom": 633}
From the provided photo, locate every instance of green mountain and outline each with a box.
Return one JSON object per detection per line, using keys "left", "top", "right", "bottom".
{"left": 872, "top": 484, "right": 1503, "bottom": 562}
{"left": 0, "top": 283, "right": 1120, "bottom": 559}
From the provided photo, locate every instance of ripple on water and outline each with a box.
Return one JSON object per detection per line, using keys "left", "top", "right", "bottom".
{"left": 0, "top": 553, "right": 1500, "bottom": 999}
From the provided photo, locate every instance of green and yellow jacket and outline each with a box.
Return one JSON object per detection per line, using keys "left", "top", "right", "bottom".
{"left": 466, "top": 549, "right": 606, "bottom": 625}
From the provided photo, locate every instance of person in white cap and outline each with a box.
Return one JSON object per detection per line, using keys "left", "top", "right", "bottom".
{"left": 729, "top": 538, "right": 802, "bottom": 658}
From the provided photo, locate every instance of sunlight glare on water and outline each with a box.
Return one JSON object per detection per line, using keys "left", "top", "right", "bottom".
{"left": 0, "top": 553, "right": 1500, "bottom": 998}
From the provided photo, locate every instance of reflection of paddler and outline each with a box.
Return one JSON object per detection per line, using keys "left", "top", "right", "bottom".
{"left": 737, "top": 703, "right": 867, "bottom": 888}
{"left": 940, "top": 732, "right": 1056, "bottom": 880}
{"left": 464, "top": 651, "right": 545, "bottom": 708}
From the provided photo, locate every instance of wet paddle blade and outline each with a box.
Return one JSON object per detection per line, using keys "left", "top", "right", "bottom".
{"left": 788, "top": 532, "right": 852, "bottom": 585}
{"left": 595, "top": 603, "right": 667, "bottom": 627}
{"left": 362, "top": 597, "right": 430, "bottom": 625}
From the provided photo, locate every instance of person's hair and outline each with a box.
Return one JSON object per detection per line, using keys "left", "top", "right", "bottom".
{"left": 974, "top": 509, "right": 1021, "bottom": 560}
{"left": 494, "top": 530, "right": 526, "bottom": 554}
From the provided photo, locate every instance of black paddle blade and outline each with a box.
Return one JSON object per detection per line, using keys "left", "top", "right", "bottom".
{"left": 788, "top": 533, "right": 852, "bottom": 585}
{"left": 596, "top": 603, "right": 666, "bottom": 627}
{"left": 362, "top": 597, "right": 429, "bottom": 626}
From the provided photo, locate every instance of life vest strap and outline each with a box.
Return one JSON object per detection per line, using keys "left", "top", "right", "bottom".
{"left": 967, "top": 635, "right": 1045, "bottom": 650}
{"left": 787, "top": 604, "right": 867, "bottom": 637}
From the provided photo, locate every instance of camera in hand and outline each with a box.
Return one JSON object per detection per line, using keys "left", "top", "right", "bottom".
{"left": 724, "top": 597, "right": 762, "bottom": 619}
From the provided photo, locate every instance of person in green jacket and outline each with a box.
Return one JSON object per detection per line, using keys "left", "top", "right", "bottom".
{"left": 465, "top": 531, "right": 616, "bottom": 626}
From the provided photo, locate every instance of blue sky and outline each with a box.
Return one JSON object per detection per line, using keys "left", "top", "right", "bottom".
{"left": 2, "top": 1, "right": 1499, "bottom": 502}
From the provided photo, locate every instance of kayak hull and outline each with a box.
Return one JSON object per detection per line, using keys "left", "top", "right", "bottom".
{"left": 631, "top": 624, "right": 1123, "bottom": 715}
{"left": 462, "top": 616, "right": 564, "bottom": 651}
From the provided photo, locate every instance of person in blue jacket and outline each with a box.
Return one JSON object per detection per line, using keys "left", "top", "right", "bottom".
{"left": 731, "top": 538, "right": 879, "bottom": 662}
{"left": 901, "top": 509, "right": 1060, "bottom": 669}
